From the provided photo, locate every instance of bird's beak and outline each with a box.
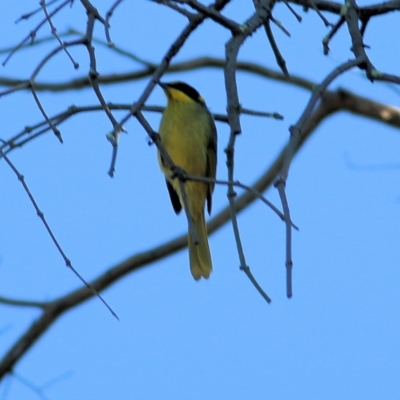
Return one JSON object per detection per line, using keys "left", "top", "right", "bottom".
{"left": 156, "top": 81, "right": 168, "bottom": 90}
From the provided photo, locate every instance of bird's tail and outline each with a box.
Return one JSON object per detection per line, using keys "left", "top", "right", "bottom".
{"left": 188, "top": 212, "right": 212, "bottom": 280}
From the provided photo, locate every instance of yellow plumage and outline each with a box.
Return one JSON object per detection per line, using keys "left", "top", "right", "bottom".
{"left": 157, "top": 82, "right": 217, "bottom": 280}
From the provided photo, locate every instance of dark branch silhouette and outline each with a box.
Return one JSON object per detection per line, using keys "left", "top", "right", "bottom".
{"left": 0, "top": 0, "right": 399, "bottom": 388}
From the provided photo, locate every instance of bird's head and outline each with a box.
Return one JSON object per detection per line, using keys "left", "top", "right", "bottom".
{"left": 158, "top": 81, "right": 206, "bottom": 105}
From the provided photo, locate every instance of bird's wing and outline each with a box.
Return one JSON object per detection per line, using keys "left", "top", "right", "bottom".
{"left": 206, "top": 114, "right": 217, "bottom": 215}
{"left": 166, "top": 179, "right": 182, "bottom": 214}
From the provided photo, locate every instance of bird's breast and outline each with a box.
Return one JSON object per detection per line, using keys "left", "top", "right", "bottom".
{"left": 159, "top": 104, "right": 208, "bottom": 177}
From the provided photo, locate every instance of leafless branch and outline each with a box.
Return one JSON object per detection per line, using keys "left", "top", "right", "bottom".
{"left": 1, "top": 0, "right": 400, "bottom": 382}
{"left": 40, "top": 0, "right": 79, "bottom": 68}
{"left": 0, "top": 146, "right": 118, "bottom": 320}
{"left": 2, "top": 0, "right": 72, "bottom": 66}
{"left": 105, "top": 0, "right": 123, "bottom": 45}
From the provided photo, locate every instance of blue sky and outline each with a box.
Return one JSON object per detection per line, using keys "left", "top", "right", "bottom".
{"left": 1, "top": 1, "right": 400, "bottom": 399}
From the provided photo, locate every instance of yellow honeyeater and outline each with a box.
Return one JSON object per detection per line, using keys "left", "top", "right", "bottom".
{"left": 157, "top": 81, "right": 217, "bottom": 280}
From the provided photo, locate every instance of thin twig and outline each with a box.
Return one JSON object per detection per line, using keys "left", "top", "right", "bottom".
{"left": 274, "top": 179, "right": 293, "bottom": 298}
{"left": 30, "top": 83, "right": 63, "bottom": 142}
{"left": 322, "top": 16, "right": 344, "bottom": 55}
{"left": 40, "top": 371, "right": 73, "bottom": 391}
{"left": 2, "top": 0, "right": 72, "bottom": 66}
{"left": 240, "top": 266, "right": 272, "bottom": 303}
{"left": 343, "top": 0, "right": 374, "bottom": 79}
{"left": 26, "top": 38, "right": 84, "bottom": 142}
{"left": 282, "top": 0, "right": 302, "bottom": 22}
{"left": 280, "top": 57, "right": 363, "bottom": 181}
{"left": 12, "top": 373, "right": 48, "bottom": 400}
{"left": 0, "top": 146, "right": 118, "bottom": 320}
{"left": 360, "top": 15, "right": 371, "bottom": 37}
{"left": 0, "top": 82, "right": 31, "bottom": 98}
{"left": 264, "top": 19, "right": 289, "bottom": 77}
{"left": 82, "top": 5, "right": 121, "bottom": 176}
{"left": 239, "top": 106, "right": 284, "bottom": 120}
{"left": 151, "top": 0, "right": 196, "bottom": 18}
{"left": 224, "top": 0, "right": 272, "bottom": 303}
{"left": 40, "top": 0, "right": 79, "bottom": 68}
{"left": 0, "top": 296, "right": 47, "bottom": 309}
{"left": 270, "top": 15, "right": 291, "bottom": 37}
{"left": 105, "top": 0, "right": 123, "bottom": 45}
{"left": 80, "top": 0, "right": 107, "bottom": 26}
{"left": 185, "top": 174, "right": 298, "bottom": 229}
{"left": 15, "top": 0, "right": 62, "bottom": 23}
{"left": 172, "top": 0, "right": 242, "bottom": 33}
{"left": 307, "top": 0, "right": 332, "bottom": 26}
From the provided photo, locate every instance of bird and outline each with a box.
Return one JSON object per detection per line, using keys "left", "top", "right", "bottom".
{"left": 157, "top": 81, "right": 217, "bottom": 280}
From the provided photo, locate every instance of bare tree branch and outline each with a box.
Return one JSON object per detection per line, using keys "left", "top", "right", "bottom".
{"left": 1, "top": 0, "right": 400, "bottom": 384}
